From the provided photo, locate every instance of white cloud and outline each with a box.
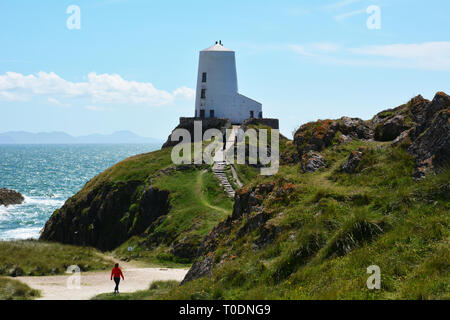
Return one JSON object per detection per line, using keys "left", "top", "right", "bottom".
{"left": 0, "top": 71, "right": 195, "bottom": 106}
{"left": 349, "top": 42, "right": 450, "bottom": 70}
{"left": 323, "top": 0, "right": 362, "bottom": 10}
{"left": 333, "top": 8, "right": 366, "bottom": 21}
{"left": 172, "top": 86, "right": 196, "bottom": 100}
{"left": 289, "top": 41, "right": 450, "bottom": 71}
{"left": 48, "top": 97, "right": 70, "bottom": 107}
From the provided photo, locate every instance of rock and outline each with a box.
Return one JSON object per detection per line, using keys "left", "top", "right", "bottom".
{"left": 392, "top": 129, "right": 412, "bottom": 147}
{"left": 397, "top": 92, "right": 450, "bottom": 178}
{"left": 232, "top": 188, "right": 264, "bottom": 220}
{"left": 341, "top": 147, "right": 366, "bottom": 173}
{"left": 408, "top": 95, "right": 431, "bottom": 125}
{"left": 254, "top": 223, "right": 280, "bottom": 248}
{"left": 181, "top": 255, "right": 214, "bottom": 284}
{"left": 301, "top": 151, "right": 326, "bottom": 173}
{"left": 374, "top": 115, "right": 408, "bottom": 141}
{"left": 236, "top": 211, "right": 272, "bottom": 238}
{"left": 294, "top": 119, "right": 339, "bottom": 154}
{"left": 410, "top": 92, "right": 450, "bottom": 140}
{"left": 293, "top": 117, "right": 372, "bottom": 171}
{"left": 130, "top": 186, "right": 170, "bottom": 235}
{"left": 408, "top": 108, "right": 450, "bottom": 179}
{"left": 369, "top": 91, "right": 449, "bottom": 177}
{"left": 0, "top": 188, "right": 24, "bottom": 206}
{"left": 280, "top": 141, "right": 300, "bottom": 165}
{"left": 338, "top": 117, "right": 372, "bottom": 140}
{"left": 339, "top": 134, "right": 353, "bottom": 144}
{"left": 170, "top": 235, "right": 200, "bottom": 259}
{"left": 40, "top": 180, "right": 170, "bottom": 251}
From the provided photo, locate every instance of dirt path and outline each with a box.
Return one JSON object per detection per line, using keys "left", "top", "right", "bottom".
{"left": 13, "top": 257, "right": 188, "bottom": 300}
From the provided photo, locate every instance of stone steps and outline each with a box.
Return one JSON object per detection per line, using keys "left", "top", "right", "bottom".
{"left": 212, "top": 160, "right": 235, "bottom": 197}
{"left": 211, "top": 126, "right": 241, "bottom": 198}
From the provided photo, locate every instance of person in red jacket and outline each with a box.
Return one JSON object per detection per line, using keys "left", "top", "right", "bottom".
{"left": 111, "top": 263, "right": 124, "bottom": 294}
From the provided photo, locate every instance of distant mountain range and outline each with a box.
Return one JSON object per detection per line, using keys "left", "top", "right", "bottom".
{"left": 0, "top": 131, "right": 163, "bottom": 144}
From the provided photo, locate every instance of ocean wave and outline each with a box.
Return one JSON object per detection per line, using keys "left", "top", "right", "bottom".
{"left": 23, "top": 196, "right": 65, "bottom": 207}
{"left": 0, "top": 226, "right": 41, "bottom": 240}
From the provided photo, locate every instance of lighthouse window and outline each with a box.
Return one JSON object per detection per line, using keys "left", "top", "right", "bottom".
{"left": 200, "top": 109, "right": 205, "bottom": 118}
{"left": 250, "top": 110, "right": 254, "bottom": 118}
{"left": 201, "top": 89, "right": 206, "bottom": 99}
{"left": 202, "top": 72, "right": 207, "bottom": 83}
{"left": 210, "top": 109, "right": 215, "bottom": 118}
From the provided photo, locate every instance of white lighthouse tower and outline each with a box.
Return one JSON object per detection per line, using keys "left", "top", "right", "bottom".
{"left": 194, "top": 41, "right": 262, "bottom": 124}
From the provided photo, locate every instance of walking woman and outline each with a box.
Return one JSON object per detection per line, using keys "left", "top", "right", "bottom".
{"left": 110, "top": 263, "right": 124, "bottom": 294}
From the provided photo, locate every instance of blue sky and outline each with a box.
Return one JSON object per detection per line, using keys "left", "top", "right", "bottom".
{"left": 0, "top": 0, "right": 449, "bottom": 139}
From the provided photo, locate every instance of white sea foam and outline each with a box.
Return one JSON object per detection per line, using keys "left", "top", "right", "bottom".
{"left": 0, "top": 227, "right": 41, "bottom": 240}
{"left": 0, "top": 205, "right": 8, "bottom": 216}
{"left": 23, "top": 196, "right": 65, "bottom": 207}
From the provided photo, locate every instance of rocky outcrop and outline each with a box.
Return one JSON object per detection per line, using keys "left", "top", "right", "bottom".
{"left": 294, "top": 119, "right": 339, "bottom": 154}
{"left": 293, "top": 117, "right": 372, "bottom": 172}
{"left": 181, "top": 255, "right": 214, "bottom": 284}
{"left": 371, "top": 92, "right": 449, "bottom": 177}
{"left": 374, "top": 115, "right": 409, "bottom": 141}
{"left": 338, "top": 117, "right": 372, "bottom": 140}
{"left": 292, "top": 92, "right": 449, "bottom": 178}
{"left": 170, "top": 235, "right": 201, "bottom": 260}
{"left": 294, "top": 117, "right": 372, "bottom": 156}
{"left": 341, "top": 146, "right": 366, "bottom": 174}
{"left": 408, "top": 110, "right": 450, "bottom": 178}
{"left": 0, "top": 188, "right": 24, "bottom": 206}
{"left": 40, "top": 181, "right": 170, "bottom": 251}
{"left": 301, "top": 151, "right": 326, "bottom": 173}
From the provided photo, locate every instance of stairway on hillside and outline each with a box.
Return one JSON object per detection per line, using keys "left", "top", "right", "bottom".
{"left": 212, "top": 161, "right": 235, "bottom": 197}
{"left": 212, "top": 126, "right": 240, "bottom": 198}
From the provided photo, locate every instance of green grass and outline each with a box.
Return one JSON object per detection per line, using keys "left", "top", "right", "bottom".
{"left": 92, "top": 280, "right": 179, "bottom": 300}
{"left": 151, "top": 140, "right": 449, "bottom": 300}
{"left": 0, "top": 240, "right": 113, "bottom": 276}
{"left": 112, "top": 166, "right": 233, "bottom": 266}
{"left": 0, "top": 277, "right": 40, "bottom": 300}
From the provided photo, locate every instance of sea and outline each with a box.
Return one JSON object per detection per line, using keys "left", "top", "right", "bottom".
{"left": 0, "top": 144, "right": 160, "bottom": 240}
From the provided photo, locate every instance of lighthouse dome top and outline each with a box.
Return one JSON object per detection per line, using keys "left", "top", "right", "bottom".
{"left": 201, "top": 41, "right": 233, "bottom": 52}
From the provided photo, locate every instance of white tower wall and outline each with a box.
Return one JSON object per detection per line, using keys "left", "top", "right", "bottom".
{"left": 194, "top": 42, "right": 262, "bottom": 124}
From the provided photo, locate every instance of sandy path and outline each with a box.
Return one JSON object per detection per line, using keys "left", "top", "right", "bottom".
{"left": 14, "top": 259, "right": 188, "bottom": 300}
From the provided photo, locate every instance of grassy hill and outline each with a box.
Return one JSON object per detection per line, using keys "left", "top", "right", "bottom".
{"left": 43, "top": 92, "right": 449, "bottom": 299}
{"left": 161, "top": 140, "right": 449, "bottom": 299}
